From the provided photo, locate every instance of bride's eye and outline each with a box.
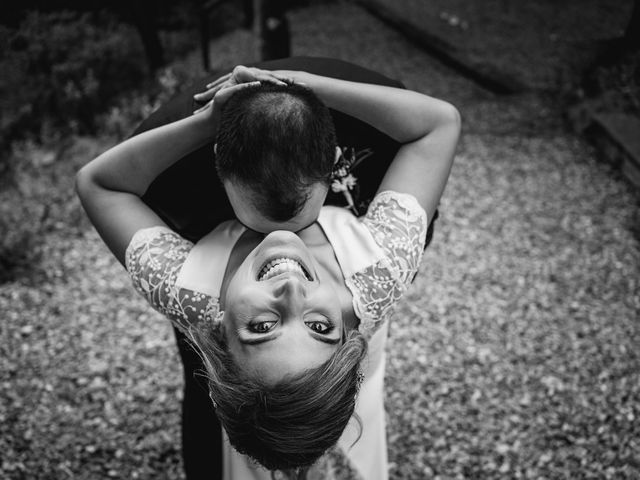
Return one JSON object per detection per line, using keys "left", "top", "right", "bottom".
{"left": 248, "top": 320, "right": 277, "bottom": 333}
{"left": 305, "top": 320, "right": 334, "bottom": 334}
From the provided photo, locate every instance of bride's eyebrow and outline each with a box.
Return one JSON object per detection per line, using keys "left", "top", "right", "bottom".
{"left": 309, "top": 332, "right": 340, "bottom": 345}
{"left": 239, "top": 331, "right": 340, "bottom": 346}
{"left": 239, "top": 331, "right": 281, "bottom": 345}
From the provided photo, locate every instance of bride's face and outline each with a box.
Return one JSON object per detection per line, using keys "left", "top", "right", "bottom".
{"left": 221, "top": 231, "right": 343, "bottom": 385}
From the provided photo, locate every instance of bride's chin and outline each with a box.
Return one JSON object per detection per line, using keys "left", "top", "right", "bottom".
{"left": 251, "top": 231, "right": 315, "bottom": 280}
{"left": 257, "top": 231, "right": 308, "bottom": 251}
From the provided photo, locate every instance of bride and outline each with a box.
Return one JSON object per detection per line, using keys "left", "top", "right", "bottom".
{"left": 76, "top": 61, "right": 460, "bottom": 479}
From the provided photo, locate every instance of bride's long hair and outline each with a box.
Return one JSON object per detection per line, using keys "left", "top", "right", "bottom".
{"left": 188, "top": 321, "right": 367, "bottom": 473}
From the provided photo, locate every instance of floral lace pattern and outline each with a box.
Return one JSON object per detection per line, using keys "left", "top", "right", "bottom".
{"left": 124, "top": 193, "right": 426, "bottom": 479}
{"left": 125, "top": 191, "right": 426, "bottom": 342}
{"left": 125, "top": 226, "right": 222, "bottom": 335}
{"left": 352, "top": 191, "right": 428, "bottom": 339}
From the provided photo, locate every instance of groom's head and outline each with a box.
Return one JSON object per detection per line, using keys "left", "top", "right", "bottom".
{"left": 215, "top": 82, "right": 337, "bottom": 232}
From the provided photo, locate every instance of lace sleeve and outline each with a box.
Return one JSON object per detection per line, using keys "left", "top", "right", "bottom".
{"left": 125, "top": 226, "right": 222, "bottom": 334}
{"left": 363, "top": 191, "right": 428, "bottom": 284}
{"left": 352, "top": 191, "right": 427, "bottom": 338}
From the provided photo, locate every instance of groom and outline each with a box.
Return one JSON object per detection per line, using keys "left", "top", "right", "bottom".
{"left": 135, "top": 57, "right": 409, "bottom": 240}
{"left": 133, "top": 56, "right": 435, "bottom": 479}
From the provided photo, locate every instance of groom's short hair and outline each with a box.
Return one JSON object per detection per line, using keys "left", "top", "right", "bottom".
{"left": 215, "top": 82, "right": 336, "bottom": 221}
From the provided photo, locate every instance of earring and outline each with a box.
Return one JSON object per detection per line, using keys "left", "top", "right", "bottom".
{"left": 213, "top": 309, "right": 224, "bottom": 325}
{"left": 356, "top": 370, "right": 365, "bottom": 392}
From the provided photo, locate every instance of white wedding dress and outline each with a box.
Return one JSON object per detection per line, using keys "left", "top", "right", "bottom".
{"left": 126, "top": 190, "right": 427, "bottom": 480}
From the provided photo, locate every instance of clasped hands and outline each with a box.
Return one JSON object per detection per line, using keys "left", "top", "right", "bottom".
{"left": 192, "top": 65, "right": 295, "bottom": 123}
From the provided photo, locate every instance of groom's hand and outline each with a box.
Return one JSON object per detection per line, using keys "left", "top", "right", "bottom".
{"left": 192, "top": 65, "right": 289, "bottom": 114}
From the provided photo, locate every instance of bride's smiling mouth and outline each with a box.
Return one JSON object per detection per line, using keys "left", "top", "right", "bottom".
{"left": 250, "top": 231, "right": 317, "bottom": 283}
{"left": 257, "top": 257, "right": 313, "bottom": 281}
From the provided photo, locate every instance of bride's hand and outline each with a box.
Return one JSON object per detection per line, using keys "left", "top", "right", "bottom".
{"left": 194, "top": 80, "right": 262, "bottom": 130}
{"left": 192, "top": 65, "right": 290, "bottom": 114}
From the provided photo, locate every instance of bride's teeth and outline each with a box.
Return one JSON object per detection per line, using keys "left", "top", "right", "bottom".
{"left": 259, "top": 258, "right": 310, "bottom": 281}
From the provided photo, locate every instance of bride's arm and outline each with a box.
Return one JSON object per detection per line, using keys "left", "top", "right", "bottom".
{"left": 76, "top": 82, "right": 259, "bottom": 265}
{"left": 275, "top": 70, "right": 461, "bottom": 222}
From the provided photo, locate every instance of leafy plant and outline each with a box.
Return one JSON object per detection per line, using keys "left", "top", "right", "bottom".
{"left": 0, "top": 10, "right": 148, "bottom": 152}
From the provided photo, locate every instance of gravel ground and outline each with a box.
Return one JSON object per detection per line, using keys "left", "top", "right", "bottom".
{"left": 365, "top": 0, "right": 634, "bottom": 90}
{"left": 1, "top": 2, "right": 639, "bottom": 479}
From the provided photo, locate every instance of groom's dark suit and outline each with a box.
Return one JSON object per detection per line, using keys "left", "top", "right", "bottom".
{"left": 133, "top": 57, "right": 435, "bottom": 479}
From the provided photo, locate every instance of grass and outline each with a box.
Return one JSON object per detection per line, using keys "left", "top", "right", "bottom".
{"left": 1, "top": 1, "right": 639, "bottom": 478}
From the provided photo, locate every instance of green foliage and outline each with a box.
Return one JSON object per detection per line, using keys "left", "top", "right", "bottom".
{"left": 0, "top": 10, "right": 147, "bottom": 151}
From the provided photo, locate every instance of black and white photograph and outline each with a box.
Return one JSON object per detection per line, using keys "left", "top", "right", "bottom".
{"left": 1, "top": 0, "right": 638, "bottom": 478}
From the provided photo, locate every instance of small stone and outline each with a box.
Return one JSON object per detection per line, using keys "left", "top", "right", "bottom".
{"left": 20, "top": 325, "right": 34, "bottom": 335}
{"left": 496, "top": 443, "right": 510, "bottom": 455}
{"left": 539, "top": 452, "right": 552, "bottom": 464}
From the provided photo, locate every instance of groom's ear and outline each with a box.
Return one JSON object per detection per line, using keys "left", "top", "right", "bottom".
{"left": 334, "top": 146, "right": 342, "bottom": 164}
{"left": 214, "top": 143, "right": 218, "bottom": 155}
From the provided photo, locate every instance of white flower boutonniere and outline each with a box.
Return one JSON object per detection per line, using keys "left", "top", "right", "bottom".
{"left": 331, "top": 171, "right": 358, "bottom": 214}
{"left": 330, "top": 147, "right": 374, "bottom": 215}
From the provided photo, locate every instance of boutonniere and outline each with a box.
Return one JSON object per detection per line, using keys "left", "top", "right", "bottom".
{"left": 330, "top": 147, "right": 373, "bottom": 215}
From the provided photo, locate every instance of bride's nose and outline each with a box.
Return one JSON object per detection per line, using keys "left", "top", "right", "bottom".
{"left": 273, "top": 275, "right": 307, "bottom": 301}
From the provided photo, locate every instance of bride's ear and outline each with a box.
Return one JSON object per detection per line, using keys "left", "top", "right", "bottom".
{"left": 334, "top": 146, "right": 342, "bottom": 164}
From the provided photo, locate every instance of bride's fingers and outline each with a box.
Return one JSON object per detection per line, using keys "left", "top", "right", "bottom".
{"left": 194, "top": 85, "right": 224, "bottom": 102}
{"left": 250, "top": 68, "right": 287, "bottom": 86}
{"left": 234, "top": 66, "right": 287, "bottom": 86}
{"left": 194, "top": 80, "right": 262, "bottom": 114}
{"left": 258, "top": 74, "right": 287, "bottom": 86}
{"left": 232, "top": 65, "right": 255, "bottom": 82}
{"left": 198, "top": 68, "right": 288, "bottom": 101}
{"left": 213, "top": 81, "right": 261, "bottom": 108}
{"left": 205, "top": 72, "right": 232, "bottom": 90}
{"left": 193, "top": 91, "right": 212, "bottom": 102}
{"left": 194, "top": 72, "right": 234, "bottom": 102}
{"left": 273, "top": 74, "right": 293, "bottom": 83}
